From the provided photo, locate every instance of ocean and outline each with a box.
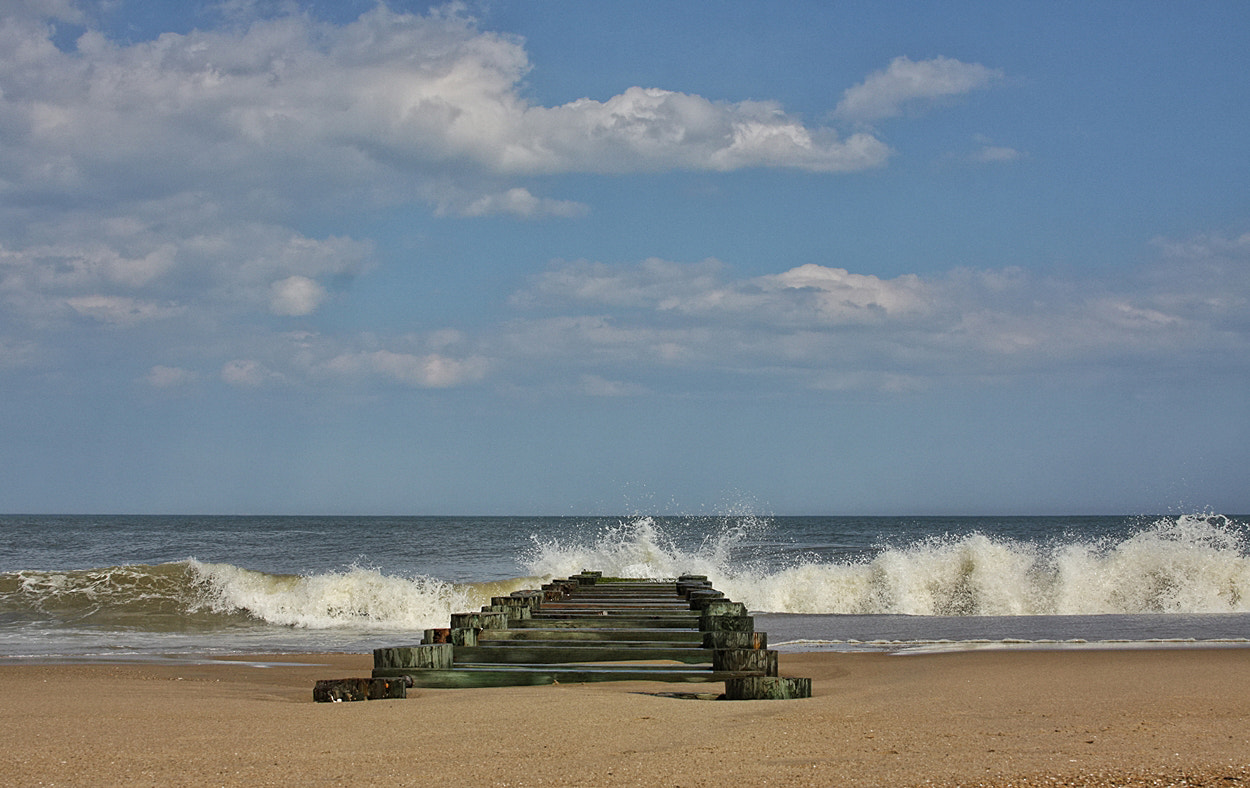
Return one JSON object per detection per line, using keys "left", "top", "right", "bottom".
{"left": 1, "top": 512, "right": 1248, "bottom": 660}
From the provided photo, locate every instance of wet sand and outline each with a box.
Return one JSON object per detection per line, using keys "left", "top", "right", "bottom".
{"left": 2, "top": 648, "right": 1248, "bottom": 786}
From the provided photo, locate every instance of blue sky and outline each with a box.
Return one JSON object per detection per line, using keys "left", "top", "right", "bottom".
{"left": 1, "top": 1, "right": 1247, "bottom": 515}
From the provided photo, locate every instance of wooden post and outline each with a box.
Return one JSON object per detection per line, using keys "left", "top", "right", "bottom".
{"left": 712, "top": 648, "right": 778, "bottom": 676}
{"left": 510, "top": 590, "right": 543, "bottom": 610}
{"left": 687, "top": 589, "right": 726, "bottom": 610}
{"left": 313, "top": 677, "right": 408, "bottom": 702}
{"left": 424, "top": 627, "right": 477, "bottom": 646}
{"left": 724, "top": 676, "right": 811, "bottom": 700}
{"left": 702, "top": 600, "right": 748, "bottom": 617}
{"left": 373, "top": 644, "right": 453, "bottom": 671}
{"left": 485, "top": 603, "right": 532, "bottom": 621}
{"left": 703, "top": 631, "right": 767, "bottom": 650}
{"left": 700, "top": 614, "right": 755, "bottom": 632}
{"left": 450, "top": 610, "right": 508, "bottom": 630}
{"left": 677, "top": 580, "right": 712, "bottom": 599}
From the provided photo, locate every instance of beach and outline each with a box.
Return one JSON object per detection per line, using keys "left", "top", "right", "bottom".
{"left": 2, "top": 648, "right": 1248, "bottom": 787}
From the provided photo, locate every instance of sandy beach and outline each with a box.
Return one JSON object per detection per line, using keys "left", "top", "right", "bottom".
{"left": 2, "top": 648, "right": 1247, "bottom": 787}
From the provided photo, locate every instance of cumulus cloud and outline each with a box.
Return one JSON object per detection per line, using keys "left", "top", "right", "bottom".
{"left": 322, "top": 349, "right": 489, "bottom": 388}
{"left": 972, "top": 145, "right": 1022, "bottom": 163}
{"left": 501, "top": 239, "right": 1250, "bottom": 391}
{"left": 65, "top": 294, "right": 183, "bottom": 325}
{"left": 221, "top": 358, "right": 282, "bottom": 387}
{"left": 0, "top": 4, "right": 892, "bottom": 226}
{"left": 457, "top": 188, "right": 590, "bottom": 219}
{"left": 269, "top": 275, "right": 327, "bottom": 316}
{"left": 835, "top": 56, "right": 1003, "bottom": 124}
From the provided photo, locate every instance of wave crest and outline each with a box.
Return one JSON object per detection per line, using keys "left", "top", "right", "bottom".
{"left": 525, "top": 513, "right": 1250, "bottom": 615}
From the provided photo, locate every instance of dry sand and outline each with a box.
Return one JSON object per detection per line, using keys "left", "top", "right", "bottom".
{"left": 1, "top": 648, "right": 1248, "bottom": 787}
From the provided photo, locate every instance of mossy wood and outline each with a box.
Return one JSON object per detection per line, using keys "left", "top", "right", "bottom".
{"left": 388, "top": 667, "right": 765, "bottom": 688}
{"left": 324, "top": 573, "right": 806, "bottom": 699}
{"left": 373, "top": 644, "right": 453, "bottom": 670}
{"left": 479, "top": 628, "right": 701, "bottom": 643}
{"left": 703, "top": 631, "right": 767, "bottom": 650}
{"left": 453, "top": 644, "right": 711, "bottom": 665}
{"left": 724, "top": 676, "right": 812, "bottom": 700}
{"left": 712, "top": 648, "right": 778, "bottom": 676}
{"left": 423, "top": 627, "right": 478, "bottom": 646}
{"left": 449, "top": 611, "right": 509, "bottom": 630}
{"left": 511, "top": 616, "right": 700, "bottom": 629}
{"left": 699, "top": 614, "right": 755, "bottom": 632}
{"left": 313, "top": 677, "right": 407, "bottom": 702}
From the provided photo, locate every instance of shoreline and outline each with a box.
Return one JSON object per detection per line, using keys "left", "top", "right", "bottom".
{"left": 2, "top": 649, "right": 1248, "bottom": 786}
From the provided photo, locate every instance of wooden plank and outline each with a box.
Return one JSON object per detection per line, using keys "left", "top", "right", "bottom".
{"left": 511, "top": 617, "right": 699, "bottom": 629}
{"left": 453, "top": 645, "right": 711, "bottom": 665}
{"left": 392, "top": 667, "right": 765, "bottom": 688}
{"left": 478, "top": 628, "right": 701, "bottom": 643}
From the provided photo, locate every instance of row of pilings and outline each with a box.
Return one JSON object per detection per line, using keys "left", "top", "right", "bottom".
{"left": 315, "top": 572, "right": 811, "bottom": 702}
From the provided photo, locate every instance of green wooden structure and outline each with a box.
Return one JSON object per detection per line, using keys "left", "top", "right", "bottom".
{"left": 315, "top": 572, "right": 812, "bottom": 701}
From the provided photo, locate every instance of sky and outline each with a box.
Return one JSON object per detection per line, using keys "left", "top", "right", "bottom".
{"left": 1, "top": 0, "right": 1247, "bottom": 516}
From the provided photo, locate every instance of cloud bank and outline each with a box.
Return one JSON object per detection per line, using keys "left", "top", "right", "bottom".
{"left": 8, "top": 2, "right": 1162, "bottom": 398}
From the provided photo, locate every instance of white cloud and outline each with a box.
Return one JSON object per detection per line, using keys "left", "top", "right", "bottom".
{"left": 65, "top": 294, "right": 183, "bottom": 325}
{"left": 0, "top": 5, "right": 892, "bottom": 227}
{"left": 269, "top": 275, "right": 327, "bottom": 316}
{"left": 972, "top": 145, "right": 1022, "bottom": 163}
{"left": 835, "top": 56, "right": 1003, "bottom": 124}
{"left": 323, "top": 349, "right": 489, "bottom": 388}
{"left": 500, "top": 242, "right": 1250, "bottom": 392}
{"left": 457, "top": 188, "right": 589, "bottom": 219}
{"left": 221, "top": 358, "right": 282, "bottom": 387}
{"left": 526, "top": 88, "right": 890, "bottom": 174}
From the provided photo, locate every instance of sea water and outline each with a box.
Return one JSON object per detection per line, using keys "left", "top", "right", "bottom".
{"left": 1, "top": 513, "right": 1247, "bottom": 659}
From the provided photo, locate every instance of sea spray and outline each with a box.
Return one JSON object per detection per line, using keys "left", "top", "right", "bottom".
{"left": 186, "top": 561, "right": 543, "bottom": 630}
{"left": 0, "top": 560, "right": 540, "bottom": 632}
{"left": 523, "top": 513, "right": 1250, "bottom": 616}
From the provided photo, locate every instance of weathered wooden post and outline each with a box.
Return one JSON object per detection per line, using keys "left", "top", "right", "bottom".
{"left": 713, "top": 648, "right": 778, "bottom": 677}
{"left": 424, "top": 627, "right": 478, "bottom": 646}
{"left": 701, "top": 600, "right": 748, "bottom": 617}
{"left": 510, "top": 590, "right": 543, "bottom": 610}
{"left": 703, "top": 630, "right": 767, "bottom": 650}
{"left": 450, "top": 610, "right": 509, "bottom": 630}
{"left": 372, "top": 644, "right": 454, "bottom": 678}
{"left": 700, "top": 613, "right": 755, "bottom": 632}
{"left": 687, "top": 589, "right": 726, "bottom": 610}
{"left": 676, "top": 576, "right": 712, "bottom": 598}
{"left": 724, "top": 676, "right": 812, "bottom": 700}
{"left": 313, "top": 677, "right": 408, "bottom": 702}
{"left": 487, "top": 597, "right": 534, "bottom": 621}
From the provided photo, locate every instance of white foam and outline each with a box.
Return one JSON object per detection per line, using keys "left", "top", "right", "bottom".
{"left": 524, "top": 513, "right": 1250, "bottom": 615}
{"left": 185, "top": 560, "right": 533, "bottom": 630}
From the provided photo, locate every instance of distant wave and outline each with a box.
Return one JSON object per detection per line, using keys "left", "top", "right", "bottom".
{"left": 0, "top": 562, "right": 537, "bottom": 632}
{"left": 525, "top": 513, "right": 1250, "bottom": 616}
{"left": 3, "top": 514, "right": 1246, "bottom": 633}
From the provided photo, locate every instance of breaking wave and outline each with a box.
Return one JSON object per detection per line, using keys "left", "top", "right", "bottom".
{"left": 524, "top": 513, "right": 1250, "bottom": 616}
{"left": 0, "top": 561, "right": 535, "bottom": 632}
{"left": 3, "top": 514, "right": 1246, "bottom": 636}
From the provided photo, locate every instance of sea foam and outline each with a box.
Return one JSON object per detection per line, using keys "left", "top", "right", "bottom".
{"left": 524, "top": 513, "right": 1250, "bottom": 616}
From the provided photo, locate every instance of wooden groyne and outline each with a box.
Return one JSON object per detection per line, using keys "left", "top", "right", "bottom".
{"left": 314, "top": 572, "right": 811, "bottom": 701}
